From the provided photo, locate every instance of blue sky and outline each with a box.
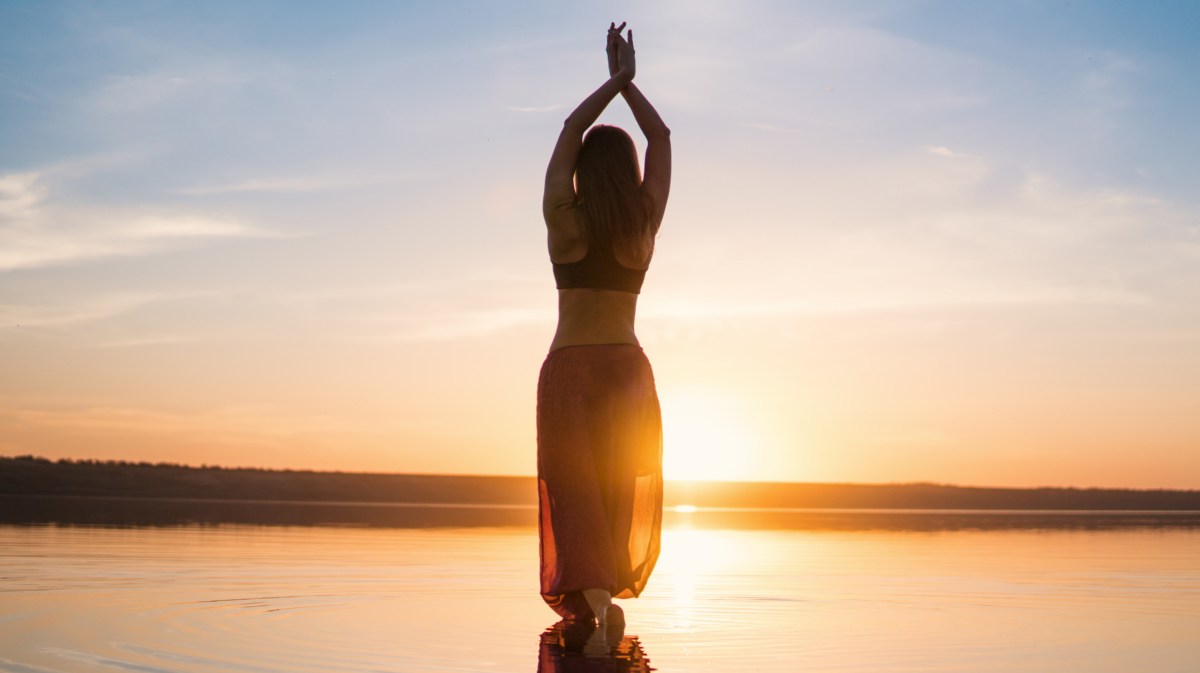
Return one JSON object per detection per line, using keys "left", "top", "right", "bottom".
{"left": 2, "top": 1, "right": 1198, "bottom": 486}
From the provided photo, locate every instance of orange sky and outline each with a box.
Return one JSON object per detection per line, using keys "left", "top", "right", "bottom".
{"left": 2, "top": 3, "right": 1198, "bottom": 488}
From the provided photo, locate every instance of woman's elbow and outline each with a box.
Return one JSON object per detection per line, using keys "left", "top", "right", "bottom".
{"left": 562, "top": 114, "right": 589, "bottom": 133}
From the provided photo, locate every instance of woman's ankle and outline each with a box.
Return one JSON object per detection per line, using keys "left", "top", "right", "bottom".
{"left": 581, "top": 588, "right": 612, "bottom": 623}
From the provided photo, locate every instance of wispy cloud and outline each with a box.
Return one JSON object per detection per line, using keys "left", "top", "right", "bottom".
{"left": 505, "top": 104, "right": 565, "bottom": 113}
{"left": 0, "top": 293, "right": 166, "bottom": 329}
{"left": 644, "top": 284, "right": 1151, "bottom": 323}
{"left": 0, "top": 171, "right": 292, "bottom": 272}
{"left": 82, "top": 334, "right": 202, "bottom": 349}
{"left": 175, "top": 172, "right": 424, "bottom": 195}
{"left": 89, "top": 69, "right": 252, "bottom": 113}
{"left": 738, "top": 121, "right": 810, "bottom": 135}
{"left": 356, "top": 306, "right": 552, "bottom": 343}
{"left": 926, "top": 146, "right": 971, "bottom": 159}
{"left": 0, "top": 172, "right": 47, "bottom": 219}
{"left": 0, "top": 402, "right": 344, "bottom": 439}
{"left": 654, "top": 152, "right": 1199, "bottom": 328}
{"left": 902, "top": 91, "right": 987, "bottom": 114}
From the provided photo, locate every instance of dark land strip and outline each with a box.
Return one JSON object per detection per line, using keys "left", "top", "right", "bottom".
{"left": 4, "top": 456, "right": 1199, "bottom": 530}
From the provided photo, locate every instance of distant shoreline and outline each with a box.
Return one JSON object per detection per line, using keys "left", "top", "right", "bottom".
{"left": 4, "top": 455, "right": 1199, "bottom": 511}
{"left": 7, "top": 493, "right": 1200, "bottom": 531}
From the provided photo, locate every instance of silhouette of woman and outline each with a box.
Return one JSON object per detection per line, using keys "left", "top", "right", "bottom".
{"left": 537, "top": 22, "right": 671, "bottom": 627}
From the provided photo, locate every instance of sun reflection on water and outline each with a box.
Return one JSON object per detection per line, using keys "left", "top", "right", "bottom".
{"left": 654, "top": 526, "right": 744, "bottom": 631}
{"left": 4, "top": 524, "right": 1200, "bottom": 673}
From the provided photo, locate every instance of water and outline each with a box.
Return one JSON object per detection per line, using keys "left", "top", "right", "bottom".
{"left": 2, "top": 516, "right": 1198, "bottom": 672}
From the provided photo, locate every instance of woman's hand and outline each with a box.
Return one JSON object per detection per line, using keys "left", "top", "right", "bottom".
{"left": 607, "top": 22, "right": 624, "bottom": 77}
{"left": 606, "top": 22, "right": 634, "bottom": 84}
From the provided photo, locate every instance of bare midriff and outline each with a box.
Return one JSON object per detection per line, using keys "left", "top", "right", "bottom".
{"left": 549, "top": 288, "right": 640, "bottom": 352}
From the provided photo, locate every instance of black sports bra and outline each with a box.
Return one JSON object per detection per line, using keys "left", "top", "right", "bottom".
{"left": 552, "top": 244, "right": 647, "bottom": 294}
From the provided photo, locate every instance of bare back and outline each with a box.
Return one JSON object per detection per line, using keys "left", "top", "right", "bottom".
{"left": 547, "top": 208, "right": 650, "bottom": 351}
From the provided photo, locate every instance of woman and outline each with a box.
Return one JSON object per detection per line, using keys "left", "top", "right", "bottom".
{"left": 537, "top": 22, "right": 672, "bottom": 627}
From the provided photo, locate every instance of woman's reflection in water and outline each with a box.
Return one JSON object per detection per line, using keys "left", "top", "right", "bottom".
{"left": 537, "top": 620, "right": 652, "bottom": 672}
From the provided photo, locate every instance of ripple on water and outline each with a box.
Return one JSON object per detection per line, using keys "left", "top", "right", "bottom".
{"left": 2, "top": 524, "right": 1199, "bottom": 673}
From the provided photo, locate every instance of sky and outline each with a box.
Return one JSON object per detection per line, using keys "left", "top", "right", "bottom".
{"left": 2, "top": 1, "right": 1198, "bottom": 488}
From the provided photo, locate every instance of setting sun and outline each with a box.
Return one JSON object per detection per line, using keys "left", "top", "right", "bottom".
{"left": 660, "top": 389, "right": 761, "bottom": 482}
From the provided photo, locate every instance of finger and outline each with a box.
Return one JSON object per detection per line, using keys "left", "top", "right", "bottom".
{"left": 629, "top": 30, "right": 633, "bottom": 48}
{"left": 615, "top": 21, "right": 626, "bottom": 34}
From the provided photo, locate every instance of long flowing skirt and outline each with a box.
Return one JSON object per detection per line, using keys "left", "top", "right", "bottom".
{"left": 536, "top": 344, "right": 663, "bottom": 621}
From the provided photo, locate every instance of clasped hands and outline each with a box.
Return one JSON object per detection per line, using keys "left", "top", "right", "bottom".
{"left": 606, "top": 21, "right": 635, "bottom": 83}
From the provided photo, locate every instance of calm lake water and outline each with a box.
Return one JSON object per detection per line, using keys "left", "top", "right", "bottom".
{"left": 2, "top": 512, "right": 1198, "bottom": 672}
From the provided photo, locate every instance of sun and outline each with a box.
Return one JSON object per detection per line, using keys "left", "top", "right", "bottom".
{"left": 659, "top": 389, "right": 759, "bottom": 482}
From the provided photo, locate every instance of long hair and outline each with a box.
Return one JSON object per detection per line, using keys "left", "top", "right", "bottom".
{"left": 575, "top": 125, "right": 653, "bottom": 259}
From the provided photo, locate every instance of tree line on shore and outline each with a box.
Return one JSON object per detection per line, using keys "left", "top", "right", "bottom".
{"left": 3, "top": 455, "right": 1199, "bottom": 510}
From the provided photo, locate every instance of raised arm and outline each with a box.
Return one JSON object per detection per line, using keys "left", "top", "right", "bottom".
{"left": 622, "top": 81, "right": 671, "bottom": 231}
{"left": 543, "top": 29, "right": 635, "bottom": 225}
{"left": 607, "top": 30, "right": 671, "bottom": 231}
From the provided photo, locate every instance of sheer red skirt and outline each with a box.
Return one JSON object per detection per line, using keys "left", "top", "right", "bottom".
{"left": 536, "top": 344, "right": 663, "bottom": 621}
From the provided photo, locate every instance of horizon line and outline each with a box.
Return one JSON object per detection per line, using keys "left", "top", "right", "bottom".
{"left": 4, "top": 455, "right": 1197, "bottom": 493}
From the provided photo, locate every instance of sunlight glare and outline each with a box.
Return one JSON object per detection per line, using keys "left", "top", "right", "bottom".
{"left": 661, "top": 389, "right": 759, "bottom": 481}
{"left": 654, "top": 528, "right": 745, "bottom": 629}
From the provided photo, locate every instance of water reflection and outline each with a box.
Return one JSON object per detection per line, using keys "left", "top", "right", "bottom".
{"left": 2, "top": 525, "right": 1198, "bottom": 673}
{"left": 7, "top": 495, "right": 1200, "bottom": 530}
{"left": 538, "top": 621, "right": 652, "bottom": 672}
